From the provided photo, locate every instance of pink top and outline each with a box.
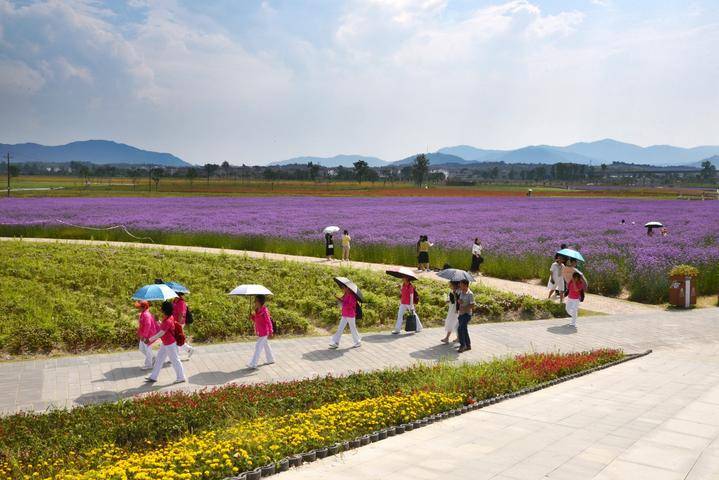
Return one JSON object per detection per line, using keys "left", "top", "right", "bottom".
{"left": 400, "top": 283, "right": 414, "bottom": 305}
{"left": 137, "top": 309, "right": 159, "bottom": 340}
{"left": 159, "top": 315, "right": 177, "bottom": 346}
{"left": 173, "top": 298, "right": 187, "bottom": 325}
{"left": 252, "top": 305, "right": 274, "bottom": 337}
{"left": 341, "top": 292, "right": 357, "bottom": 318}
{"left": 567, "top": 279, "right": 585, "bottom": 300}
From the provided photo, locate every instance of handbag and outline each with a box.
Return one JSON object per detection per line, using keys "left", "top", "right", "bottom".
{"left": 404, "top": 311, "right": 417, "bottom": 332}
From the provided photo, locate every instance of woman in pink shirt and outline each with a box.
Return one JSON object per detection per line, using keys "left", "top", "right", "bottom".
{"left": 247, "top": 295, "right": 275, "bottom": 369}
{"left": 329, "top": 285, "right": 361, "bottom": 349}
{"left": 172, "top": 293, "right": 195, "bottom": 360}
{"left": 145, "top": 301, "right": 186, "bottom": 384}
{"left": 565, "top": 272, "right": 587, "bottom": 327}
{"left": 392, "top": 277, "right": 423, "bottom": 334}
{"left": 135, "top": 300, "right": 159, "bottom": 370}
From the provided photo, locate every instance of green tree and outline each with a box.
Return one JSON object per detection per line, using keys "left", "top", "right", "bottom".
{"left": 412, "top": 154, "right": 429, "bottom": 186}
{"left": 186, "top": 167, "right": 198, "bottom": 186}
{"left": 353, "top": 160, "right": 370, "bottom": 183}
{"left": 150, "top": 167, "right": 163, "bottom": 191}
{"left": 307, "top": 162, "right": 320, "bottom": 182}
{"left": 204, "top": 163, "right": 220, "bottom": 184}
{"left": 128, "top": 169, "right": 141, "bottom": 191}
{"left": 701, "top": 160, "right": 717, "bottom": 182}
{"left": 221, "top": 161, "right": 231, "bottom": 179}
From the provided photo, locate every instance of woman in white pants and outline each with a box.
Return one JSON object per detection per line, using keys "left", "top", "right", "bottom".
{"left": 329, "top": 285, "right": 361, "bottom": 348}
{"left": 392, "top": 277, "right": 423, "bottom": 333}
{"left": 441, "top": 281, "right": 460, "bottom": 344}
{"left": 145, "top": 301, "right": 186, "bottom": 384}
{"left": 565, "top": 272, "right": 587, "bottom": 326}
{"left": 248, "top": 295, "right": 275, "bottom": 369}
{"left": 135, "top": 300, "right": 158, "bottom": 370}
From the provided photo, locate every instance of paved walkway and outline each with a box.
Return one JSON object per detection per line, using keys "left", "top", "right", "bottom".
{"left": 279, "top": 343, "right": 719, "bottom": 480}
{"left": 1, "top": 308, "right": 716, "bottom": 414}
{"left": 0, "top": 237, "right": 657, "bottom": 315}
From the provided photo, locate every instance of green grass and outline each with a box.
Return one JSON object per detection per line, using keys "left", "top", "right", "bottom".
{"left": 0, "top": 241, "right": 566, "bottom": 356}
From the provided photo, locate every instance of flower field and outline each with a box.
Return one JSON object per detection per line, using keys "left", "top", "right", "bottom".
{"left": 0, "top": 349, "right": 623, "bottom": 479}
{"left": 1, "top": 196, "right": 716, "bottom": 302}
{"left": 0, "top": 241, "right": 564, "bottom": 356}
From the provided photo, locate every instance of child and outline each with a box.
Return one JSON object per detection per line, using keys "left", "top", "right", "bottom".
{"left": 566, "top": 272, "right": 587, "bottom": 327}
{"left": 145, "top": 301, "right": 186, "bottom": 384}
{"left": 248, "top": 295, "right": 275, "bottom": 369}
{"left": 135, "top": 300, "right": 158, "bottom": 370}
{"left": 329, "top": 285, "right": 361, "bottom": 349}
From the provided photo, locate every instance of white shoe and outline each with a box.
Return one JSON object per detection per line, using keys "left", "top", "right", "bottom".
{"left": 265, "top": 360, "right": 275, "bottom": 365}
{"left": 328, "top": 343, "right": 339, "bottom": 349}
{"left": 352, "top": 343, "right": 361, "bottom": 348}
{"left": 173, "top": 379, "right": 186, "bottom": 384}
{"left": 246, "top": 364, "right": 258, "bottom": 370}
{"left": 140, "top": 365, "right": 153, "bottom": 371}
{"left": 391, "top": 331, "right": 400, "bottom": 335}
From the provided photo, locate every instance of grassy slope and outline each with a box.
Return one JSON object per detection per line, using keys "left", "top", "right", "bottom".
{"left": 0, "top": 241, "right": 565, "bottom": 356}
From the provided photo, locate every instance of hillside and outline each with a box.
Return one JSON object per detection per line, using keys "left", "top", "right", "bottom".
{"left": 391, "top": 152, "right": 470, "bottom": 166}
{"left": 270, "top": 154, "right": 387, "bottom": 168}
{"left": 1, "top": 140, "right": 190, "bottom": 167}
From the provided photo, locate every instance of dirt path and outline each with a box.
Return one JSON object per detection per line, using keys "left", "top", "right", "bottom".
{"left": 1, "top": 236, "right": 657, "bottom": 315}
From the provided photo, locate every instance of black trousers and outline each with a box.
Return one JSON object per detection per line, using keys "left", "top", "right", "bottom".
{"left": 458, "top": 313, "right": 471, "bottom": 348}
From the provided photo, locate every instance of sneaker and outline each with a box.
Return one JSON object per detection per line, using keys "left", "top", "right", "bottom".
{"left": 328, "top": 343, "right": 339, "bottom": 349}
{"left": 246, "top": 364, "right": 258, "bottom": 370}
{"left": 265, "top": 360, "right": 275, "bottom": 365}
{"left": 440, "top": 338, "right": 449, "bottom": 344}
{"left": 464, "top": 346, "right": 472, "bottom": 351}
{"left": 140, "top": 365, "right": 153, "bottom": 371}
{"left": 144, "top": 377, "right": 157, "bottom": 383}
{"left": 352, "top": 343, "right": 361, "bottom": 348}
{"left": 173, "top": 379, "right": 187, "bottom": 384}
{"left": 457, "top": 347, "right": 466, "bottom": 353}
{"left": 391, "top": 331, "right": 400, "bottom": 335}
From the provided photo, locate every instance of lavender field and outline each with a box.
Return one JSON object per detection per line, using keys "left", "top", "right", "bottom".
{"left": 1, "top": 196, "right": 717, "bottom": 302}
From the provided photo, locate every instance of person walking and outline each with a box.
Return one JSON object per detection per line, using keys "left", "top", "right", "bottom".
{"left": 329, "top": 285, "right": 361, "bottom": 349}
{"left": 247, "top": 294, "right": 275, "bottom": 369}
{"left": 145, "top": 301, "right": 186, "bottom": 384}
{"left": 441, "top": 281, "right": 460, "bottom": 344}
{"left": 135, "top": 300, "right": 158, "bottom": 370}
{"left": 417, "top": 235, "right": 432, "bottom": 271}
{"left": 470, "top": 238, "right": 483, "bottom": 274}
{"left": 456, "top": 279, "right": 475, "bottom": 353}
{"left": 341, "top": 230, "right": 351, "bottom": 261}
{"left": 547, "top": 257, "right": 565, "bottom": 302}
{"left": 392, "top": 276, "right": 423, "bottom": 334}
{"left": 565, "top": 272, "right": 587, "bottom": 327}
{"left": 173, "top": 292, "right": 195, "bottom": 360}
{"left": 325, "top": 232, "right": 335, "bottom": 261}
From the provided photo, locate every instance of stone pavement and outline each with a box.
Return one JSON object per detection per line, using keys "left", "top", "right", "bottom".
{"left": 1, "top": 307, "right": 716, "bottom": 415}
{"left": 0, "top": 237, "right": 657, "bottom": 315}
{"left": 279, "top": 343, "right": 719, "bottom": 480}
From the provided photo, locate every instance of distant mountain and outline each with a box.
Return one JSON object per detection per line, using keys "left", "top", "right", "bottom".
{"left": 437, "top": 145, "right": 503, "bottom": 162}
{"left": 391, "top": 152, "right": 471, "bottom": 166}
{"left": 493, "top": 146, "right": 597, "bottom": 165}
{"left": 270, "top": 154, "right": 387, "bottom": 168}
{"left": 0, "top": 140, "right": 190, "bottom": 167}
{"left": 690, "top": 155, "right": 719, "bottom": 168}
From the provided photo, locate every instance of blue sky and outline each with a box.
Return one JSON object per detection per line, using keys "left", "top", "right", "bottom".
{"left": 0, "top": 0, "right": 717, "bottom": 165}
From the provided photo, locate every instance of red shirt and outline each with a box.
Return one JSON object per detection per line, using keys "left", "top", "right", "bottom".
{"left": 251, "top": 306, "right": 274, "bottom": 337}
{"left": 400, "top": 283, "right": 414, "bottom": 305}
{"left": 173, "top": 298, "right": 187, "bottom": 325}
{"left": 159, "top": 315, "right": 177, "bottom": 345}
{"left": 137, "top": 309, "right": 159, "bottom": 340}
{"left": 567, "top": 279, "right": 585, "bottom": 300}
{"left": 341, "top": 292, "right": 357, "bottom": 317}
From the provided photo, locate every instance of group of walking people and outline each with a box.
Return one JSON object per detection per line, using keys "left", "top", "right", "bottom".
{"left": 546, "top": 245, "right": 588, "bottom": 327}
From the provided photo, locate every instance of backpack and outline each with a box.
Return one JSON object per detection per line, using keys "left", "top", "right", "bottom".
{"left": 185, "top": 307, "right": 194, "bottom": 325}
{"left": 412, "top": 286, "right": 420, "bottom": 305}
{"left": 173, "top": 321, "right": 186, "bottom": 347}
{"left": 355, "top": 302, "right": 363, "bottom": 320}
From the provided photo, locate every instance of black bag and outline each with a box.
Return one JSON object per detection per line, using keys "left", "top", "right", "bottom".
{"left": 404, "top": 311, "right": 417, "bottom": 332}
{"left": 355, "top": 302, "right": 363, "bottom": 320}
{"left": 580, "top": 290, "right": 585, "bottom": 302}
{"left": 185, "top": 307, "right": 194, "bottom": 325}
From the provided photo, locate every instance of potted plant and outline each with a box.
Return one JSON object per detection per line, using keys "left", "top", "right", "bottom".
{"left": 668, "top": 264, "right": 698, "bottom": 307}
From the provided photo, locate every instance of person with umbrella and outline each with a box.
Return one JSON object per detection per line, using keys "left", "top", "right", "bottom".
{"left": 329, "top": 277, "right": 362, "bottom": 349}
{"left": 457, "top": 279, "right": 475, "bottom": 353}
{"left": 645, "top": 221, "right": 663, "bottom": 237}
{"left": 135, "top": 300, "right": 159, "bottom": 370}
{"left": 440, "top": 281, "right": 460, "bottom": 344}
{"left": 247, "top": 294, "right": 275, "bottom": 369}
{"left": 566, "top": 272, "right": 587, "bottom": 327}
{"left": 145, "top": 300, "right": 186, "bottom": 384}
{"left": 323, "top": 226, "right": 338, "bottom": 261}
{"left": 388, "top": 268, "right": 423, "bottom": 334}
{"left": 155, "top": 279, "right": 195, "bottom": 361}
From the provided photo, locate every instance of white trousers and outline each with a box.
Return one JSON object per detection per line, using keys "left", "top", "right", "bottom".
{"left": 566, "top": 299, "right": 580, "bottom": 325}
{"left": 331, "top": 316, "right": 361, "bottom": 346}
{"left": 249, "top": 336, "right": 274, "bottom": 368}
{"left": 148, "top": 342, "right": 186, "bottom": 381}
{"left": 139, "top": 340, "right": 155, "bottom": 368}
{"left": 444, "top": 310, "right": 459, "bottom": 334}
{"left": 395, "top": 304, "right": 423, "bottom": 332}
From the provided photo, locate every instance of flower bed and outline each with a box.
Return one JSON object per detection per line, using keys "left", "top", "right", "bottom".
{"left": 0, "top": 350, "right": 623, "bottom": 479}
{"left": 2, "top": 195, "right": 718, "bottom": 302}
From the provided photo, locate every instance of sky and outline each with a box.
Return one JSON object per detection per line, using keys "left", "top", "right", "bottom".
{"left": 0, "top": 0, "right": 718, "bottom": 165}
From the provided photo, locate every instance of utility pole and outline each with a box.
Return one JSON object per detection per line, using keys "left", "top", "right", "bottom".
{"left": 5, "top": 152, "right": 11, "bottom": 198}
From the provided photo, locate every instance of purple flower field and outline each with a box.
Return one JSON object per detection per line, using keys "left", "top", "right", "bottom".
{"left": 1, "top": 196, "right": 717, "bottom": 301}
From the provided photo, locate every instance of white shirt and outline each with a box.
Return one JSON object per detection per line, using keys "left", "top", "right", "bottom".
{"left": 472, "top": 244, "right": 483, "bottom": 256}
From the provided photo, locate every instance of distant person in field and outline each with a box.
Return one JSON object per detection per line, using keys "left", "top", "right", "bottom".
{"left": 325, "top": 232, "right": 335, "bottom": 261}
{"left": 247, "top": 295, "right": 275, "bottom": 369}
{"left": 173, "top": 292, "right": 195, "bottom": 360}
{"left": 470, "top": 238, "right": 483, "bottom": 274}
{"left": 441, "top": 281, "right": 460, "bottom": 344}
{"left": 661, "top": 227, "right": 668, "bottom": 236}
{"left": 145, "top": 301, "right": 186, "bottom": 384}
{"left": 417, "top": 235, "right": 432, "bottom": 271}
{"left": 457, "top": 279, "right": 475, "bottom": 353}
{"left": 342, "top": 230, "right": 351, "bottom": 261}
{"left": 392, "top": 276, "right": 422, "bottom": 334}
{"left": 329, "top": 284, "right": 361, "bottom": 349}
{"left": 647, "top": 227, "right": 654, "bottom": 237}
{"left": 566, "top": 272, "right": 587, "bottom": 327}
{"left": 135, "top": 300, "right": 158, "bottom": 370}
{"left": 547, "top": 257, "right": 565, "bottom": 302}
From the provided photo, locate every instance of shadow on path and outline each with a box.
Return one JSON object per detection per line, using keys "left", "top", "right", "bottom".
{"left": 75, "top": 384, "right": 157, "bottom": 406}
{"left": 92, "top": 366, "right": 150, "bottom": 383}
{"left": 410, "top": 344, "right": 459, "bottom": 361}
{"left": 362, "top": 333, "right": 413, "bottom": 344}
{"left": 547, "top": 325, "right": 577, "bottom": 335}
{"left": 188, "top": 369, "right": 256, "bottom": 386}
{"left": 302, "top": 348, "right": 346, "bottom": 362}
